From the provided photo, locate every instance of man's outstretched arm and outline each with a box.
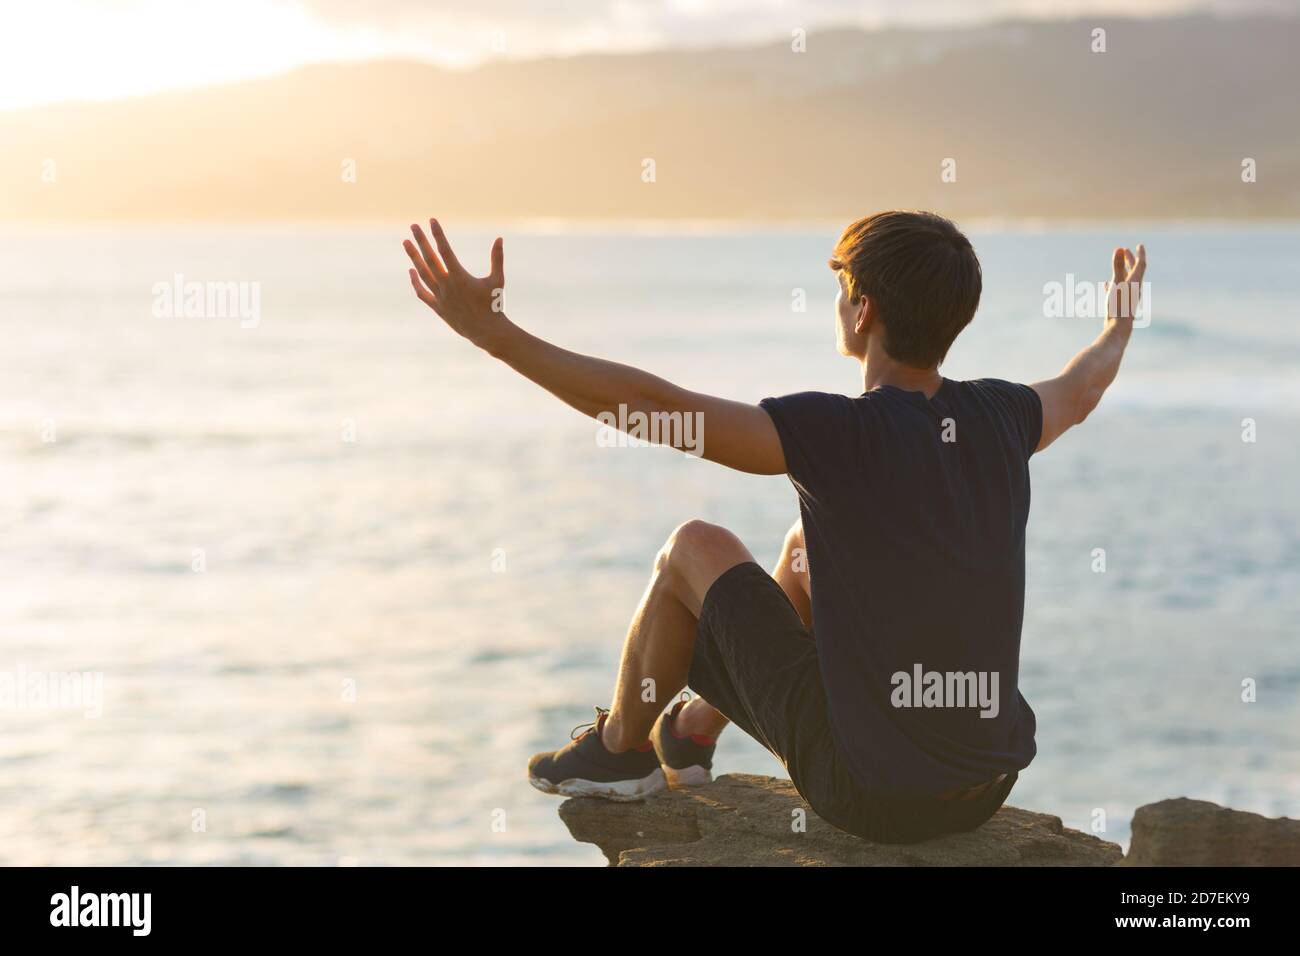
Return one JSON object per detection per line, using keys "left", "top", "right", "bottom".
{"left": 402, "top": 220, "right": 786, "bottom": 475}
{"left": 1031, "top": 244, "right": 1147, "bottom": 452}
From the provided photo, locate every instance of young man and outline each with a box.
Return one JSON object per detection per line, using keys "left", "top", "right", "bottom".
{"left": 403, "top": 211, "right": 1146, "bottom": 843}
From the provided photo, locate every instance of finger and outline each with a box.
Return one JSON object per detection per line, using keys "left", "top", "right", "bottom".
{"left": 409, "top": 268, "right": 442, "bottom": 313}
{"left": 1111, "top": 247, "right": 1127, "bottom": 284}
{"left": 488, "top": 236, "right": 504, "bottom": 286}
{"left": 429, "top": 218, "right": 465, "bottom": 274}
{"left": 1120, "top": 249, "right": 1137, "bottom": 304}
{"left": 410, "top": 224, "right": 447, "bottom": 280}
{"left": 1129, "top": 243, "right": 1147, "bottom": 284}
{"left": 404, "top": 239, "right": 440, "bottom": 293}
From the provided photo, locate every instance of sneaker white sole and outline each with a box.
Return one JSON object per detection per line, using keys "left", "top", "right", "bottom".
{"left": 665, "top": 765, "right": 712, "bottom": 789}
{"left": 529, "top": 767, "right": 667, "bottom": 802}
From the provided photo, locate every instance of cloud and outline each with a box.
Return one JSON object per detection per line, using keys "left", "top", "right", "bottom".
{"left": 3, "top": 0, "right": 1279, "bottom": 111}
{"left": 291, "top": 0, "right": 1248, "bottom": 63}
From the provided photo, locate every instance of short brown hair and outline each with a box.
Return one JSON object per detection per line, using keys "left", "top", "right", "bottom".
{"left": 829, "top": 211, "right": 982, "bottom": 368}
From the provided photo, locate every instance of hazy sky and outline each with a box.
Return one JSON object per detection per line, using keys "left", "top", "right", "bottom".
{"left": 0, "top": 0, "right": 1279, "bottom": 110}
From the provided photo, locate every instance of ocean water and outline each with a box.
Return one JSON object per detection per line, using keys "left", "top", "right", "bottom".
{"left": 0, "top": 222, "right": 1296, "bottom": 865}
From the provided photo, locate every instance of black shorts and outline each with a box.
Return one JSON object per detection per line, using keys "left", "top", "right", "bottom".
{"left": 688, "top": 561, "right": 1017, "bottom": 844}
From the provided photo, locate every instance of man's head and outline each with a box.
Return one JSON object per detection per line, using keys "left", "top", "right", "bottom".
{"left": 829, "top": 211, "right": 982, "bottom": 368}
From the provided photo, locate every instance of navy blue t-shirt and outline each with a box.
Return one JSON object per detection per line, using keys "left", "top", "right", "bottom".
{"left": 759, "top": 378, "right": 1041, "bottom": 796}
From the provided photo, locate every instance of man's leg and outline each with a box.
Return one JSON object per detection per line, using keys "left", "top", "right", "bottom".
{"left": 602, "top": 520, "right": 755, "bottom": 752}
{"left": 527, "top": 519, "right": 753, "bottom": 799}
{"left": 773, "top": 519, "right": 811, "bottom": 627}
{"left": 672, "top": 519, "right": 810, "bottom": 738}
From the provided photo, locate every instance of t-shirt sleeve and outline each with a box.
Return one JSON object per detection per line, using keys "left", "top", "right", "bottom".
{"left": 759, "top": 391, "right": 864, "bottom": 494}
{"left": 981, "top": 379, "right": 1043, "bottom": 459}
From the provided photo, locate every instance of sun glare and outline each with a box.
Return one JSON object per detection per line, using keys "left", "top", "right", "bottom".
{"left": 0, "top": 0, "right": 355, "bottom": 110}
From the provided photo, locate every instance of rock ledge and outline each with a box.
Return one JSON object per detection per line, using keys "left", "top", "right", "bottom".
{"left": 1120, "top": 797, "right": 1300, "bottom": 866}
{"left": 558, "top": 773, "right": 1123, "bottom": 866}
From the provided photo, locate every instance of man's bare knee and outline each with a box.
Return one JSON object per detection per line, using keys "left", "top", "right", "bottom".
{"left": 656, "top": 519, "right": 754, "bottom": 614}
{"left": 661, "top": 519, "right": 744, "bottom": 570}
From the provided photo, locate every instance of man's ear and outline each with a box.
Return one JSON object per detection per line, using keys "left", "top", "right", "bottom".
{"left": 854, "top": 295, "right": 873, "bottom": 335}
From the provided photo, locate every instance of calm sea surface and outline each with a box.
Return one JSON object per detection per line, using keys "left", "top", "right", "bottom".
{"left": 0, "top": 222, "right": 1297, "bottom": 864}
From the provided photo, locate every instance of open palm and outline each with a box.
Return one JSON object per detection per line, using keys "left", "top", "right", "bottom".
{"left": 403, "top": 219, "right": 507, "bottom": 351}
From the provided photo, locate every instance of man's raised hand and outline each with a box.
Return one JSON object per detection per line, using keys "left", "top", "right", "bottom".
{"left": 1106, "top": 243, "right": 1147, "bottom": 324}
{"left": 403, "top": 219, "right": 508, "bottom": 353}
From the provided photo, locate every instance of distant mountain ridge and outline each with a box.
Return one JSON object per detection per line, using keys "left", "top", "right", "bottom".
{"left": 3, "top": 13, "right": 1298, "bottom": 221}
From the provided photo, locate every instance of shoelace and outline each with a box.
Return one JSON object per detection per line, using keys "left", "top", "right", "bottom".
{"left": 569, "top": 706, "right": 609, "bottom": 741}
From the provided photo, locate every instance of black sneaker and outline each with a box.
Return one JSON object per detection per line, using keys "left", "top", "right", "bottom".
{"left": 650, "top": 698, "right": 716, "bottom": 788}
{"left": 528, "top": 707, "right": 667, "bottom": 801}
